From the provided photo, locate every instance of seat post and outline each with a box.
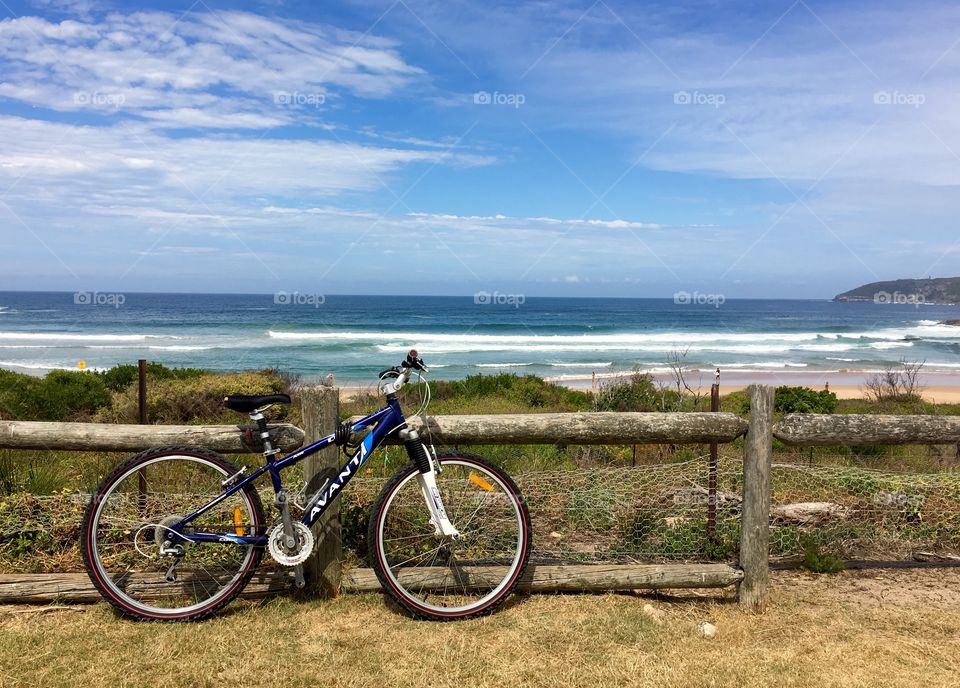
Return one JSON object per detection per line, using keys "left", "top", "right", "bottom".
{"left": 250, "top": 405, "right": 279, "bottom": 459}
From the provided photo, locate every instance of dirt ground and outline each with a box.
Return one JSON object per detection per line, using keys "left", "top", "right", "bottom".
{"left": 768, "top": 567, "right": 960, "bottom": 609}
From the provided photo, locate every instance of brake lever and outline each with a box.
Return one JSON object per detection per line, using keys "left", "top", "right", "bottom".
{"left": 379, "top": 366, "right": 403, "bottom": 379}
{"left": 404, "top": 348, "right": 428, "bottom": 373}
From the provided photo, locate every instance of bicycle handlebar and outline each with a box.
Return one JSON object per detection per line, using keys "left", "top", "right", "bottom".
{"left": 403, "top": 349, "right": 429, "bottom": 373}
{"left": 378, "top": 350, "right": 429, "bottom": 394}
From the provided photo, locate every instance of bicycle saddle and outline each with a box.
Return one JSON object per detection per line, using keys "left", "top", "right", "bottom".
{"left": 223, "top": 394, "right": 291, "bottom": 413}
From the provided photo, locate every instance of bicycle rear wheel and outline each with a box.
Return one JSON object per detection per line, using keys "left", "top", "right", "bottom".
{"left": 81, "top": 446, "right": 265, "bottom": 621}
{"left": 369, "top": 452, "right": 531, "bottom": 621}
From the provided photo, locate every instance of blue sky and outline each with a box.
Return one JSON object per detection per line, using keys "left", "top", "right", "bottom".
{"left": 0, "top": 0, "right": 957, "bottom": 298}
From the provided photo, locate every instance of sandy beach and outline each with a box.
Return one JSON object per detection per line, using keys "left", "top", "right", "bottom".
{"left": 550, "top": 369, "right": 960, "bottom": 403}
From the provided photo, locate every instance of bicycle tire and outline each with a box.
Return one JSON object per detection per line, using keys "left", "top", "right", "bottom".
{"left": 369, "top": 451, "right": 531, "bottom": 621}
{"left": 81, "top": 446, "right": 265, "bottom": 621}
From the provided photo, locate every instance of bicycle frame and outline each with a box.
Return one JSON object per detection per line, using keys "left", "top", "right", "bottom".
{"left": 172, "top": 395, "right": 407, "bottom": 546}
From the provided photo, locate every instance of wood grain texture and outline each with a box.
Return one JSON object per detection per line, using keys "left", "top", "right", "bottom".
{"left": 0, "top": 565, "right": 742, "bottom": 602}
{"left": 341, "top": 563, "right": 744, "bottom": 592}
{"left": 300, "top": 385, "right": 342, "bottom": 598}
{"left": 353, "top": 412, "right": 748, "bottom": 445}
{"left": 774, "top": 414, "right": 960, "bottom": 446}
{"left": 0, "top": 420, "right": 304, "bottom": 453}
{"left": 739, "top": 385, "right": 774, "bottom": 611}
{"left": 0, "top": 571, "right": 290, "bottom": 603}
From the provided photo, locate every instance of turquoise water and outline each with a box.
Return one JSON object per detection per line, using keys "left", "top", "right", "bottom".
{"left": 0, "top": 292, "right": 958, "bottom": 383}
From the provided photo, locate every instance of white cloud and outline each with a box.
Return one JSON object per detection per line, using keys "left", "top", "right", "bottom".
{"left": 404, "top": 211, "right": 667, "bottom": 230}
{"left": 0, "top": 115, "right": 459, "bottom": 201}
{"left": 0, "top": 10, "right": 423, "bottom": 127}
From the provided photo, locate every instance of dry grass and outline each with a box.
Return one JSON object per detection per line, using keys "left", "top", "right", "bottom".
{"left": 2, "top": 570, "right": 959, "bottom": 688}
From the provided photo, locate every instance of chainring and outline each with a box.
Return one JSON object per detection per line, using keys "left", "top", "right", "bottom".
{"left": 267, "top": 522, "right": 314, "bottom": 566}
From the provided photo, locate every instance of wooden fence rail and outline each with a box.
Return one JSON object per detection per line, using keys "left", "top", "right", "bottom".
{"left": 774, "top": 414, "right": 960, "bottom": 446}
{"left": 0, "top": 420, "right": 305, "bottom": 453}
{"left": 366, "top": 411, "right": 749, "bottom": 445}
{"left": 2, "top": 385, "right": 960, "bottom": 611}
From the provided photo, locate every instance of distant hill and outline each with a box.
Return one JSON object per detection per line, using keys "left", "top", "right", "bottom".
{"left": 834, "top": 277, "right": 960, "bottom": 305}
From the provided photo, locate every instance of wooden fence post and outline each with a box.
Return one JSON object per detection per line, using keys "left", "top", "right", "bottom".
{"left": 300, "top": 385, "right": 341, "bottom": 597}
{"left": 707, "top": 382, "right": 719, "bottom": 541}
{"left": 739, "top": 384, "right": 774, "bottom": 610}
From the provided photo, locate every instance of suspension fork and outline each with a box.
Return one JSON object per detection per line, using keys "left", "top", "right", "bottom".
{"left": 400, "top": 428, "right": 459, "bottom": 538}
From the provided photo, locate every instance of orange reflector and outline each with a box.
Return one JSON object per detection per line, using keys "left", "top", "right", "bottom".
{"left": 233, "top": 506, "right": 245, "bottom": 536}
{"left": 469, "top": 473, "right": 494, "bottom": 492}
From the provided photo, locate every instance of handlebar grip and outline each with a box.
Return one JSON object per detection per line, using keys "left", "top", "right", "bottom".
{"left": 403, "top": 349, "right": 427, "bottom": 372}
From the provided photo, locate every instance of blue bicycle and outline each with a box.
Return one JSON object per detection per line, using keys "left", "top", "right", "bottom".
{"left": 81, "top": 350, "right": 531, "bottom": 621}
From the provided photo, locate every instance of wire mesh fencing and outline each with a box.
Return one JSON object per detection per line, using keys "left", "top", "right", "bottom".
{"left": 340, "top": 447, "right": 745, "bottom": 568}
{"left": 2, "top": 442, "right": 960, "bottom": 576}
{"left": 769, "top": 461, "right": 960, "bottom": 563}
{"left": 335, "top": 444, "right": 960, "bottom": 569}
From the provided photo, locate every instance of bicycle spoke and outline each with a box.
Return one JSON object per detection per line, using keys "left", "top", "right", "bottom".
{"left": 376, "top": 458, "right": 527, "bottom": 616}
{"left": 86, "top": 453, "right": 261, "bottom": 619}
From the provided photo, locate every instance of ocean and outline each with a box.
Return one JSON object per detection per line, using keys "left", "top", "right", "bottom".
{"left": 0, "top": 292, "right": 959, "bottom": 385}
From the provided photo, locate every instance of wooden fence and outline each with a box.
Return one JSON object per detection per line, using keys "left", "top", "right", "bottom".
{"left": 1, "top": 384, "right": 958, "bottom": 611}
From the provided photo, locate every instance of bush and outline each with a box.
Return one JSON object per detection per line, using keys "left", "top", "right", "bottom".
{"left": 774, "top": 386, "right": 839, "bottom": 414}
{"left": 593, "top": 373, "right": 662, "bottom": 412}
{"left": 432, "top": 374, "right": 592, "bottom": 411}
{"left": 0, "top": 369, "right": 38, "bottom": 420}
{"left": 96, "top": 370, "right": 287, "bottom": 424}
{"left": 98, "top": 362, "right": 206, "bottom": 392}
{"left": 863, "top": 359, "right": 925, "bottom": 405}
{"left": 0, "top": 369, "right": 110, "bottom": 421}
{"left": 740, "top": 386, "right": 839, "bottom": 415}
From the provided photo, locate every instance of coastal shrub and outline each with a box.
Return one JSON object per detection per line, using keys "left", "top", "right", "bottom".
{"left": 30, "top": 370, "right": 112, "bottom": 420}
{"left": 739, "top": 386, "right": 839, "bottom": 415}
{"left": 97, "top": 370, "right": 287, "bottom": 424}
{"left": 863, "top": 358, "right": 925, "bottom": 405}
{"left": 593, "top": 373, "right": 660, "bottom": 412}
{"left": 434, "top": 374, "right": 591, "bottom": 411}
{"left": 98, "top": 362, "right": 206, "bottom": 392}
{"left": 0, "top": 369, "right": 38, "bottom": 420}
{"left": 774, "top": 386, "right": 838, "bottom": 414}
{"left": 0, "top": 369, "right": 110, "bottom": 421}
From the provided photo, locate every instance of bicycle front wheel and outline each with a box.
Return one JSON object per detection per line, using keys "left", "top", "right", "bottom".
{"left": 81, "top": 446, "right": 265, "bottom": 621}
{"left": 369, "top": 452, "right": 531, "bottom": 621}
